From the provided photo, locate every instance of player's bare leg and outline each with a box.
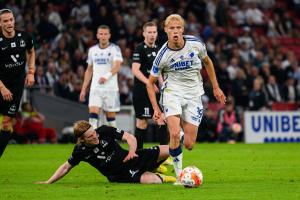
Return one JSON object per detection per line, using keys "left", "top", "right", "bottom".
{"left": 140, "top": 171, "right": 176, "bottom": 184}
{"left": 181, "top": 120, "right": 198, "bottom": 150}
{"left": 105, "top": 111, "right": 117, "bottom": 127}
{"left": 166, "top": 115, "right": 182, "bottom": 177}
{"left": 88, "top": 106, "right": 100, "bottom": 129}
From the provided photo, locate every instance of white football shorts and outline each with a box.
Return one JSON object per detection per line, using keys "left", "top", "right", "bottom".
{"left": 89, "top": 90, "right": 120, "bottom": 112}
{"left": 160, "top": 93, "right": 204, "bottom": 126}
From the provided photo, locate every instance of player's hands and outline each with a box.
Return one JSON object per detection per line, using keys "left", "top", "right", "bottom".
{"left": 0, "top": 86, "right": 13, "bottom": 101}
{"left": 152, "top": 108, "right": 162, "bottom": 123}
{"left": 25, "top": 74, "right": 35, "bottom": 87}
{"left": 79, "top": 90, "right": 86, "bottom": 102}
{"left": 123, "top": 151, "right": 138, "bottom": 162}
{"left": 156, "top": 112, "right": 166, "bottom": 125}
{"left": 213, "top": 87, "right": 226, "bottom": 105}
{"left": 98, "top": 77, "right": 107, "bottom": 84}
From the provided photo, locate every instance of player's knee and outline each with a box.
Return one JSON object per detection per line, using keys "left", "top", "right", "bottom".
{"left": 184, "top": 141, "right": 195, "bottom": 150}
{"left": 136, "top": 119, "right": 147, "bottom": 129}
{"left": 170, "top": 131, "right": 180, "bottom": 141}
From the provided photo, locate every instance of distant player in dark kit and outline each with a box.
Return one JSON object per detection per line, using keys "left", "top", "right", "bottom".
{"left": 36, "top": 120, "right": 176, "bottom": 184}
{"left": 0, "top": 9, "right": 35, "bottom": 157}
{"left": 132, "top": 21, "right": 168, "bottom": 149}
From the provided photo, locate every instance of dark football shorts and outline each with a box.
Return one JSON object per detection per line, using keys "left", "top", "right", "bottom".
{"left": 0, "top": 84, "right": 24, "bottom": 117}
{"left": 132, "top": 94, "right": 154, "bottom": 119}
{"left": 107, "top": 146, "right": 165, "bottom": 183}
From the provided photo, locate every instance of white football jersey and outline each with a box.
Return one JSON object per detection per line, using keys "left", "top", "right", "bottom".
{"left": 87, "top": 43, "right": 123, "bottom": 91}
{"left": 150, "top": 35, "right": 207, "bottom": 98}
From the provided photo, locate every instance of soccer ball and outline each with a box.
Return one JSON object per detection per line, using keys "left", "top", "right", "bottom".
{"left": 179, "top": 166, "right": 203, "bottom": 188}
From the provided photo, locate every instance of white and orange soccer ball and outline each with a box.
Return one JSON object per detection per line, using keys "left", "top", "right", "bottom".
{"left": 179, "top": 166, "right": 203, "bottom": 188}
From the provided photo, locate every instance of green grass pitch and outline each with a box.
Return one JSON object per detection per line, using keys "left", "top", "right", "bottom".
{"left": 0, "top": 143, "right": 299, "bottom": 200}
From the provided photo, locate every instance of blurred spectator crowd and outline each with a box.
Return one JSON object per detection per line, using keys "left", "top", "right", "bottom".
{"left": 2, "top": 0, "right": 300, "bottom": 143}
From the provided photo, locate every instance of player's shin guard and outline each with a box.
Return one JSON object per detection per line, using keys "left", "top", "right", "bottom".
{"left": 169, "top": 145, "right": 183, "bottom": 177}
{"left": 158, "top": 125, "right": 169, "bottom": 145}
{"left": 89, "top": 113, "right": 99, "bottom": 129}
{"left": 106, "top": 117, "right": 116, "bottom": 127}
{"left": 135, "top": 127, "right": 147, "bottom": 149}
{"left": 0, "top": 130, "right": 13, "bottom": 158}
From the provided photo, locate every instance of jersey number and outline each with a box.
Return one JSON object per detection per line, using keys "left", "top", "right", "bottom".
{"left": 144, "top": 107, "right": 150, "bottom": 115}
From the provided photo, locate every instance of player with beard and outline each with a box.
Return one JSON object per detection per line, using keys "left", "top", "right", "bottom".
{"left": 132, "top": 22, "right": 169, "bottom": 150}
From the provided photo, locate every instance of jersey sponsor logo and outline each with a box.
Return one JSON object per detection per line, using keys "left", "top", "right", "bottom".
{"left": 11, "top": 54, "right": 19, "bottom": 62}
{"left": 94, "top": 58, "right": 109, "bottom": 65}
{"left": 8, "top": 104, "right": 17, "bottom": 115}
{"left": 5, "top": 54, "right": 24, "bottom": 68}
{"left": 170, "top": 60, "right": 193, "bottom": 71}
{"left": 97, "top": 155, "right": 106, "bottom": 159}
{"left": 129, "top": 169, "right": 139, "bottom": 177}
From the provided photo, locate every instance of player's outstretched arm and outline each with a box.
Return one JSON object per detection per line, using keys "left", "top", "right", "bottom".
{"left": 146, "top": 75, "right": 162, "bottom": 121}
{"left": 35, "top": 161, "right": 73, "bottom": 184}
{"left": 202, "top": 56, "right": 226, "bottom": 105}
{"left": 122, "top": 132, "right": 138, "bottom": 162}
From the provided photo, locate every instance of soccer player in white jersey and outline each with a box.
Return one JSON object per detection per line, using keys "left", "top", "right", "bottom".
{"left": 80, "top": 25, "right": 123, "bottom": 129}
{"left": 147, "top": 14, "right": 226, "bottom": 180}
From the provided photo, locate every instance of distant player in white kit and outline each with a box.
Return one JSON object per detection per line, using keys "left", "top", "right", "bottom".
{"left": 146, "top": 14, "right": 226, "bottom": 180}
{"left": 80, "top": 25, "right": 123, "bottom": 129}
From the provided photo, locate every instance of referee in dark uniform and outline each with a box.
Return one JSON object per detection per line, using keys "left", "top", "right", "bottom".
{"left": 132, "top": 21, "right": 168, "bottom": 149}
{"left": 0, "top": 9, "right": 35, "bottom": 157}
{"left": 36, "top": 120, "right": 175, "bottom": 184}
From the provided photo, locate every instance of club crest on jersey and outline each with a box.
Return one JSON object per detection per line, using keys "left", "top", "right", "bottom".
{"left": 20, "top": 39, "right": 25, "bottom": 47}
{"left": 189, "top": 52, "right": 195, "bottom": 58}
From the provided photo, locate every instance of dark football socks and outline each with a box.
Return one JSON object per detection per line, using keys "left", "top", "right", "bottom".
{"left": 135, "top": 127, "right": 147, "bottom": 149}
